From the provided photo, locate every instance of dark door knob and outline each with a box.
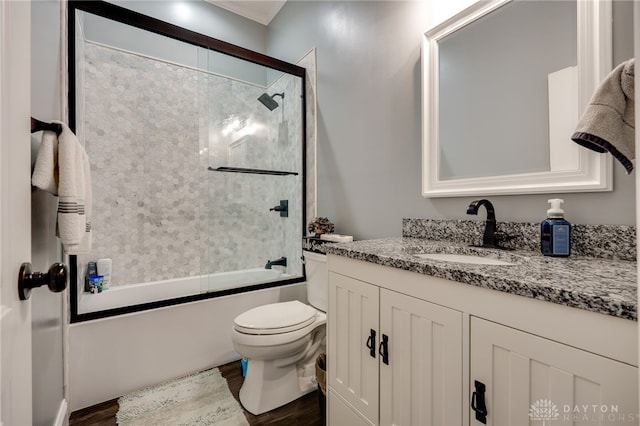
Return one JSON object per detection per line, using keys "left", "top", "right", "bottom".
{"left": 18, "top": 262, "right": 68, "bottom": 300}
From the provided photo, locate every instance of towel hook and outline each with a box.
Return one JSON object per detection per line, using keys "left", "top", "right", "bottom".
{"left": 30, "top": 117, "right": 62, "bottom": 136}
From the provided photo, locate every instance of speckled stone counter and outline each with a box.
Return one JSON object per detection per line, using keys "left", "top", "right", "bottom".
{"left": 324, "top": 237, "right": 637, "bottom": 321}
{"left": 302, "top": 237, "right": 332, "bottom": 254}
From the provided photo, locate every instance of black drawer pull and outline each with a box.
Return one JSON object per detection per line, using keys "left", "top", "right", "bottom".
{"left": 379, "top": 334, "right": 389, "bottom": 365}
{"left": 471, "top": 380, "right": 487, "bottom": 424}
{"left": 365, "top": 329, "right": 377, "bottom": 358}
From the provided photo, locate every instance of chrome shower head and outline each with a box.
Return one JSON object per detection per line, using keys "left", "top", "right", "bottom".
{"left": 258, "top": 92, "right": 284, "bottom": 111}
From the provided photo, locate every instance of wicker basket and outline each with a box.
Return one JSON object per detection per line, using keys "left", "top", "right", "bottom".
{"left": 315, "top": 353, "right": 326, "bottom": 396}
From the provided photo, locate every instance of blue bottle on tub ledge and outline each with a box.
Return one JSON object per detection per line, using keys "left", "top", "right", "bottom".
{"left": 541, "top": 198, "right": 571, "bottom": 257}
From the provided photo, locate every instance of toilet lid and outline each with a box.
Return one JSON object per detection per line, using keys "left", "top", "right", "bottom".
{"left": 234, "top": 300, "right": 317, "bottom": 335}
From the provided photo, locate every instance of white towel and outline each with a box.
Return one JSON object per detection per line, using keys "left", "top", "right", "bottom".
{"left": 32, "top": 122, "right": 92, "bottom": 254}
{"left": 31, "top": 130, "right": 59, "bottom": 194}
{"left": 572, "top": 58, "right": 635, "bottom": 173}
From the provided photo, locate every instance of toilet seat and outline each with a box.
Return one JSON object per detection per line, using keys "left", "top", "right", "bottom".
{"left": 234, "top": 300, "right": 318, "bottom": 335}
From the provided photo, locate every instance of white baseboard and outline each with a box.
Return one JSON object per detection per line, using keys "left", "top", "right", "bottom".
{"left": 54, "top": 399, "right": 68, "bottom": 426}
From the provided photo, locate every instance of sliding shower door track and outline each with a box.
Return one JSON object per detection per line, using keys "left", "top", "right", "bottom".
{"left": 208, "top": 166, "right": 299, "bottom": 176}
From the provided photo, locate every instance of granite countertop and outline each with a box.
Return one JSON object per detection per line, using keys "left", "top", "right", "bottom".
{"left": 323, "top": 237, "right": 637, "bottom": 321}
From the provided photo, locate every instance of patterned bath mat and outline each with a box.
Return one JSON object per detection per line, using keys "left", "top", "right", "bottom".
{"left": 116, "top": 368, "right": 249, "bottom": 426}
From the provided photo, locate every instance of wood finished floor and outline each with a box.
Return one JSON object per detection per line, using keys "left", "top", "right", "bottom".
{"left": 68, "top": 360, "right": 324, "bottom": 426}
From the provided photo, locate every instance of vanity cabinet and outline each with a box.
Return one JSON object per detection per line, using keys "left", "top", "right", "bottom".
{"left": 470, "top": 317, "right": 638, "bottom": 425}
{"left": 327, "top": 255, "right": 638, "bottom": 426}
{"left": 328, "top": 272, "right": 463, "bottom": 426}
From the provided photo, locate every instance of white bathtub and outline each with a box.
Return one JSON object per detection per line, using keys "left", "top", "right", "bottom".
{"left": 78, "top": 268, "right": 290, "bottom": 314}
{"left": 70, "top": 278, "right": 307, "bottom": 411}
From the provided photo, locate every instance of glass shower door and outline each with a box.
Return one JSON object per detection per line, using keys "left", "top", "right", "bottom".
{"left": 204, "top": 52, "right": 305, "bottom": 294}
{"left": 68, "top": 1, "right": 307, "bottom": 321}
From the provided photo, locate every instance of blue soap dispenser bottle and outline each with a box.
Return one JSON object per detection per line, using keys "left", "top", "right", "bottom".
{"left": 541, "top": 198, "right": 571, "bottom": 257}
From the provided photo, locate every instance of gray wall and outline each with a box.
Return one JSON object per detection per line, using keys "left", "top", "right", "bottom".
{"left": 31, "top": 2, "right": 65, "bottom": 425}
{"left": 81, "top": 11, "right": 270, "bottom": 86}
{"left": 108, "top": 0, "right": 268, "bottom": 54}
{"left": 268, "top": 1, "right": 636, "bottom": 240}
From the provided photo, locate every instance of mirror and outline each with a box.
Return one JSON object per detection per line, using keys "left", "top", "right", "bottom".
{"left": 422, "top": 0, "right": 612, "bottom": 197}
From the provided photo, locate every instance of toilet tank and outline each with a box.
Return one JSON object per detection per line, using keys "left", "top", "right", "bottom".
{"left": 303, "top": 250, "right": 327, "bottom": 312}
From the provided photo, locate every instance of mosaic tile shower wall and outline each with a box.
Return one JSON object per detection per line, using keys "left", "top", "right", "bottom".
{"left": 205, "top": 72, "right": 303, "bottom": 282}
{"left": 79, "top": 42, "right": 304, "bottom": 288}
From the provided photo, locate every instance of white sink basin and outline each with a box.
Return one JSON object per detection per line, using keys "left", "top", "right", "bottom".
{"left": 413, "top": 253, "right": 516, "bottom": 266}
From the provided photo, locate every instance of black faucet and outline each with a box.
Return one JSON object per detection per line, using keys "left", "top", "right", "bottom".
{"left": 265, "top": 256, "right": 287, "bottom": 269}
{"left": 466, "top": 199, "right": 512, "bottom": 249}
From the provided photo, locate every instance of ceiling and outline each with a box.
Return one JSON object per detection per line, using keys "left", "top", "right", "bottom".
{"left": 206, "top": 1, "right": 287, "bottom": 25}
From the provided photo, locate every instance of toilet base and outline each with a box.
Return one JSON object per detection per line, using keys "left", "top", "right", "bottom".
{"left": 239, "top": 354, "right": 319, "bottom": 415}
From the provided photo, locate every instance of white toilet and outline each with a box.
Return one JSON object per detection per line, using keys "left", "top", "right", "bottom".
{"left": 231, "top": 250, "right": 328, "bottom": 415}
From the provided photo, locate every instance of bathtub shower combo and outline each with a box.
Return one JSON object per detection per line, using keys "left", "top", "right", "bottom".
{"left": 69, "top": 2, "right": 308, "bottom": 321}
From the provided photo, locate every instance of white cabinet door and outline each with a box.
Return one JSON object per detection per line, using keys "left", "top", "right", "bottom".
{"left": 329, "top": 390, "right": 375, "bottom": 426}
{"left": 379, "top": 289, "right": 463, "bottom": 426}
{"left": 470, "top": 317, "right": 638, "bottom": 426}
{"left": 328, "top": 272, "right": 380, "bottom": 424}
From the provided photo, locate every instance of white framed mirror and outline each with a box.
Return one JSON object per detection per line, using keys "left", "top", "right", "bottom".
{"left": 421, "top": 0, "right": 613, "bottom": 198}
